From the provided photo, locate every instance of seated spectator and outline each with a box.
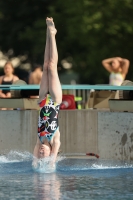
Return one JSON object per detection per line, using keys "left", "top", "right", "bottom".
{"left": 0, "top": 61, "right": 19, "bottom": 98}
{"left": 29, "top": 64, "right": 43, "bottom": 85}
{"left": 0, "top": 61, "right": 19, "bottom": 110}
{"left": 29, "top": 64, "right": 43, "bottom": 98}
{"left": 102, "top": 57, "right": 130, "bottom": 86}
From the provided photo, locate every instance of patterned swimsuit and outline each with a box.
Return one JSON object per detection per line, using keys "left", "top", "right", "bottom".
{"left": 38, "top": 94, "right": 60, "bottom": 143}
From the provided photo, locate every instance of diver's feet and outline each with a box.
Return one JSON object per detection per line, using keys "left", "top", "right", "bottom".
{"left": 46, "top": 17, "right": 57, "bottom": 35}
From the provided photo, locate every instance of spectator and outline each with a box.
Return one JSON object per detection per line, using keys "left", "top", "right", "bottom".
{"left": 29, "top": 64, "right": 43, "bottom": 98}
{"left": 102, "top": 57, "right": 130, "bottom": 86}
{"left": 0, "top": 61, "right": 19, "bottom": 110}
{"left": 29, "top": 64, "right": 43, "bottom": 85}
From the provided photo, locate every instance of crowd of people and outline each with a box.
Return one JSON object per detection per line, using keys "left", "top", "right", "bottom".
{"left": 0, "top": 56, "right": 130, "bottom": 100}
{"left": 0, "top": 57, "right": 130, "bottom": 94}
{"left": 0, "top": 56, "right": 130, "bottom": 110}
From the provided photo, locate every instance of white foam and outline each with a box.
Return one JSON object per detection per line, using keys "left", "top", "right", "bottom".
{"left": 33, "top": 157, "right": 56, "bottom": 173}
{"left": 92, "top": 163, "right": 133, "bottom": 169}
{"left": 57, "top": 160, "right": 133, "bottom": 171}
{"left": 0, "top": 150, "right": 33, "bottom": 163}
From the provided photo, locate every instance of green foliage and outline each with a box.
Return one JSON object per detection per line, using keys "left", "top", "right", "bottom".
{"left": 0, "top": 0, "right": 133, "bottom": 83}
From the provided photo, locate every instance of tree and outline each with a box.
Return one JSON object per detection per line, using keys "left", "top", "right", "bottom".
{"left": 0, "top": 0, "right": 133, "bottom": 83}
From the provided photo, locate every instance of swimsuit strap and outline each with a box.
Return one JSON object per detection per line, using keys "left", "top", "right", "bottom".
{"left": 2, "top": 75, "right": 14, "bottom": 83}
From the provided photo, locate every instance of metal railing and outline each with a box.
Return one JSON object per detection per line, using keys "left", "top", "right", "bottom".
{"left": 0, "top": 84, "right": 133, "bottom": 109}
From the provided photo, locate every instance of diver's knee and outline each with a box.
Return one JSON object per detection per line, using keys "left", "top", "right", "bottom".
{"left": 43, "top": 62, "right": 49, "bottom": 69}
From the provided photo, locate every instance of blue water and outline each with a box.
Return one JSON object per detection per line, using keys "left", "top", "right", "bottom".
{"left": 0, "top": 151, "right": 133, "bottom": 200}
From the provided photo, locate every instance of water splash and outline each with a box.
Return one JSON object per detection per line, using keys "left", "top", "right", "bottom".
{"left": 57, "top": 158, "right": 133, "bottom": 172}
{"left": 0, "top": 151, "right": 133, "bottom": 174}
{"left": 92, "top": 163, "right": 133, "bottom": 169}
{"left": 0, "top": 150, "right": 32, "bottom": 163}
{"left": 33, "top": 155, "right": 65, "bottom": 173}
{"left": 0, "top": 151, "right": 66, "bottom": 174}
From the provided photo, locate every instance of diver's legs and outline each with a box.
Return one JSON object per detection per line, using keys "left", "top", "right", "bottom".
{"left": 39, "top": 22, "right": 50, "bottom": 102}
{"left": 47, "top": 18, "right": 62, "bottom": 104}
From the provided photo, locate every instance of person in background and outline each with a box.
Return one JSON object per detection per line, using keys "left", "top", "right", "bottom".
{"left": 28, "top": 64, "right": 43, "bottom": 98}
{"left": 32, "top": 17, "right": 62, "bottom": 168}
{"left": 102, "top": 57, "right": 130, "bottom": 86}
{"left": 29, "top": 64, "right": 43, "bottom": 85}
{"left": 0, "top": 61, "right": 19, "bottom": 110}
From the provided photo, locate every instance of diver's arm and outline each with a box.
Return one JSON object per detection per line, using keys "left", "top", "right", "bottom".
{"left": 50, "top": 131, "right": 61, "bottom": 163}
{"left": 32, "top": 137, "right": 40, "bottom": 168}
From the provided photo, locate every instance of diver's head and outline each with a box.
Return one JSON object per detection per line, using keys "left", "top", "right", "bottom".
{"left": 39, "top": 143, "right": 51, "bottom": 159}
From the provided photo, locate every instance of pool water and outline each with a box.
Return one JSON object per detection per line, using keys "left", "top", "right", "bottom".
{"left": 0, "top": 151, "right": 133, "bottom": 200}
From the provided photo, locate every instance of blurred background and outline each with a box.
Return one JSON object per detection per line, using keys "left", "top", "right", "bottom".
{"left": 0, "top": 0, "right": 133, "bottom": 84}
